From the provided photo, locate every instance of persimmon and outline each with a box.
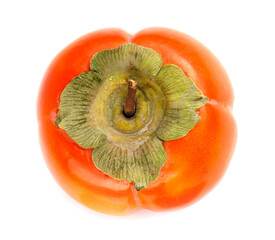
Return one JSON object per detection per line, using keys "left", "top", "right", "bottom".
{"left": 37, "top": 28, "right": 237, "bottom": 215}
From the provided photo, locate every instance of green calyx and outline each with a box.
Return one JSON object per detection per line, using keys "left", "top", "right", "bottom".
{"left": 55, "top": 43, "right": 208, "bottom": 190}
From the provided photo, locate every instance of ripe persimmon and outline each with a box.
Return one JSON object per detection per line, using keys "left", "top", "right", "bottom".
{"left": 37, "top": 28, "right": 237, "bottom": 215}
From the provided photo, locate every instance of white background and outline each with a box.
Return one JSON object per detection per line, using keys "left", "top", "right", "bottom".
{"left": 1, "top": 0, "right": 274, "bottom": 239}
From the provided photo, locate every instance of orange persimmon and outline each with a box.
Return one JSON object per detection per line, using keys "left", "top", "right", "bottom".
{"left": 37, "top": 28, "right": 237, "bottom": 215}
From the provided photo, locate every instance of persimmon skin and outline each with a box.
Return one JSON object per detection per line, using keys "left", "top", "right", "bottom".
{"left": 37, "top": 28, "right": 237, "bottom": 215}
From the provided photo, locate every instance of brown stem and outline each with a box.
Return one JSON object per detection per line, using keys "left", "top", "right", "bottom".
{"left": 124, "top": 79, "right": 137, "bottom": 117}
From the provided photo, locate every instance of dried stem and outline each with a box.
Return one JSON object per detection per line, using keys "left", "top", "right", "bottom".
{"left": 124, "top": 79, "right": 137, "bottom": 117}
